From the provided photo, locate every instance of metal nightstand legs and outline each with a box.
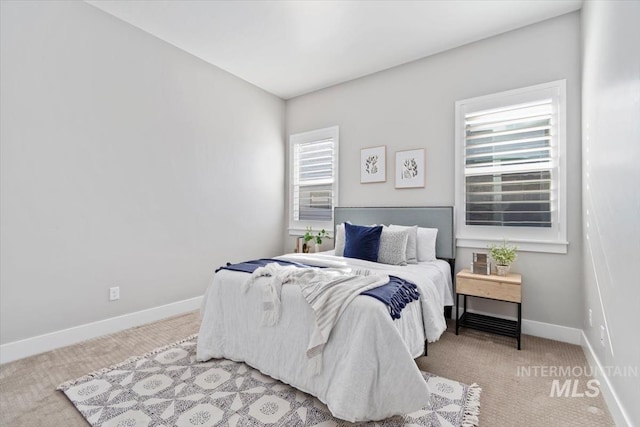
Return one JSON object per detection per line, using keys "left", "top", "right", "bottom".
{"left": 455, "top": 293, "right": 522, "bottom": 350}
{"left": 517, "top": 302, "right": 521, "bottom": 350}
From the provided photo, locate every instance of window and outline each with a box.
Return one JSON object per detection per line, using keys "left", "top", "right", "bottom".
{"left": 455, "top": 81, "right": 567, "bottom": 253}
{"left": 289, "top": 126, "right": 339, "bottom": 234}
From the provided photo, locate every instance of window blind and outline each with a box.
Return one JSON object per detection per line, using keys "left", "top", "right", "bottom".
{"left": 292, "top": 137, "right": 335, "bottom": 222}
{"left": 464, "top": 99, "right": 554, "bottom": 228}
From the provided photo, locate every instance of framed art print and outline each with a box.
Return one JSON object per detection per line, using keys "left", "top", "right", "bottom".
{"left": 360, "top": 146, "right": 386, "bottom": 183}
{"left": 395, "top": 148, "right": 425, "bottom": 188}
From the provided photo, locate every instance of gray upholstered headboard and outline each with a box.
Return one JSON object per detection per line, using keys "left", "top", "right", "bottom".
{"left": 334, "top": 206, "right": 455, "bottom": 260}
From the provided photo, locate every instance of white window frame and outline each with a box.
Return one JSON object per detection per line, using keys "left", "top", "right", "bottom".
{"left": 288, "top": 126, "right": 339, "bottom": 235}
{"left": 455, "top": 80, "right": 568, "bottom": 254}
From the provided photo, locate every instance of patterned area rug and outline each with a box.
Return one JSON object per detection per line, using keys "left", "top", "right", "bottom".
{"left": 58, "top": 336, "right": 481, "bottom": 426}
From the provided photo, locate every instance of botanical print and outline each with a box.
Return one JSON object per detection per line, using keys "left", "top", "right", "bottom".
{"left": 361, "top": 146, "right": 386, "bottom": 183}
{"left": 366, "top": 155, "right": 379, "bottom": 174}
{"left": 402, "top": 158, "right": 418, "bottom": 179}
{"left": 395, "top": 149, "right": 425, "bottom": 188}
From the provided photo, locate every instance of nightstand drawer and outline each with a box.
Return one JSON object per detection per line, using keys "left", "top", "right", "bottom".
{"left": 457, "top": 276, "right": 521, "bottom": 303}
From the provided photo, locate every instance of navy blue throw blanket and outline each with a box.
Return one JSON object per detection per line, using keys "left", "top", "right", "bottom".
{"left": 217, "top": 259, "right": 420, "bottom": 320}
{"left": 361, "top": 276, "right": 420, "bottom": 320}
{"left": 215, "top": 258, "right": 309, "bottom": 273}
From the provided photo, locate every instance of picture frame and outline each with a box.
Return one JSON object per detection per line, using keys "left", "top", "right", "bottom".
{"left": 395, "top": 148, "right": 425, "bottom": 188}
{"left": 360, "top": 146, "right": 386, "bottom": 183}
{"left": 472, "top": 252, "right": 490, "bottom": 275}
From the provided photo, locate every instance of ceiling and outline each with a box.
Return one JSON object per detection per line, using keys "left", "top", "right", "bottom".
{"left": 86, "top": 0, "right": 582, "bottom": 99}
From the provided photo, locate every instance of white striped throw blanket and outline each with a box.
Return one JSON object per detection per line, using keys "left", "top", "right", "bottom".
{"left": 243, "top": 263, "right": 389, "bottom": 374}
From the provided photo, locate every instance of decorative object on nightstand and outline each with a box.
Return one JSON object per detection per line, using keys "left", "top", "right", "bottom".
{"left": 295, "top": 237, "right": 308, "bottom": 253}
{"left": 471, "top": 252, "right": 490, "bottom": 275}
{"left": 489, "top": 239, "right": 518, "bottom": 276}
{"left": 455, "top": 269, "right": 523, "bottom": 349}
{"left": 303, "top": 227, "right": 331, "bottom": 253}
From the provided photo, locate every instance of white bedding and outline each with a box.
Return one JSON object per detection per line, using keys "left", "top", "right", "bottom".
{"left": 388, "top": 259, "right": 454, "bottom": 357}
{"left": 281, "top": 253, "right": 453, "bottom": 357}
{"left": 304, "top": 250, "right": 454, "bottom": 306}
{"left": 196, "top": 253, "right": 449, "bottom": 422}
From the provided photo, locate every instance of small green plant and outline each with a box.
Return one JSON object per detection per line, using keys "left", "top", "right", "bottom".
{"left": 489, "top": 240, "right": 518, "bottom": 266}
{"left": 304, "top": 227, "right": 331, "bottom": 245}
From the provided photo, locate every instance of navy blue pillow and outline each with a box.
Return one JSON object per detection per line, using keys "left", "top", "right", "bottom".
{"left": 343, "top": 223, "right": 383, "bottom": 262}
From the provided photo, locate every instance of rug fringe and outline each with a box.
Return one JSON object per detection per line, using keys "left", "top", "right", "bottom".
{"left": 461, "top": 382, "right": 482, "bottom": 427}
{"left": 56, "top": 334, "right": 199, "bottom": 391}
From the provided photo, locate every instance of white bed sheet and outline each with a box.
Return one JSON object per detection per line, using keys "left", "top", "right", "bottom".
{"left": 414, "top": 259, "right": 455, "bottom": 307}
{"left": 196, "top": 253, "right": 448, "bottom": 421}
{"left": 280, "top": 252, "right": 453, "bottom": 358}
{"left": 390, "top": 260, "right": 454, "bottom": 357}
{"left": 317, "top": 250, "right": 454, "bottom": 306}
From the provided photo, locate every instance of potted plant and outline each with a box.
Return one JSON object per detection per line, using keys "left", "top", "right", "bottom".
{"left": 489, "top": 240, "right": 518, "bottom": 276}
{"left": 304, "top": 227, "right": 331, "bottom": 253}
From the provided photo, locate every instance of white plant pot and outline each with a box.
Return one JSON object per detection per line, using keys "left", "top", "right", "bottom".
{"left": 496, "top": 264, "right": 511, "bottom": 276}
{"left": 314, "top": 243, "right": 321, "bottom": 253}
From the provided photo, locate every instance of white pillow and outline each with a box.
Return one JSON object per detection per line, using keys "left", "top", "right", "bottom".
{"left": 334, "top": 223, "right": 346, "bottom": 256}
{"left": 388, "top": 224, "right": 418, "bottom": 264}
{"left": 417, "top": 227, "right": 438, "bottom": 262}
{"left": 377, "top": 227, "right": 409, "bottom": 266}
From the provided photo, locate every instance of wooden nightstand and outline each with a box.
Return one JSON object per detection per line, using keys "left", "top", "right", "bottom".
{"left": 455, "top": 269, "right": 523, "bottom": 350}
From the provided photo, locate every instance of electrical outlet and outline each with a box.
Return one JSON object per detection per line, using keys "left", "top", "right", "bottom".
{"left": 600, "top": 325, "right": 605, "bottom": 347}
{"left": 588, "top": 309, "right": 593, "bottom": 327}
{"left": 109, "top": 286, "right": 120, "bottom": 301}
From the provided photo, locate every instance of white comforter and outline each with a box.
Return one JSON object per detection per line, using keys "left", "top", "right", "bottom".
{"left": 196, "top": 253, "right": 447, "bottom": 422}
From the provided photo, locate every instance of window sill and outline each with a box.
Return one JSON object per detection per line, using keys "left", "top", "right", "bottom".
{"left": 289, "top": 217, "right": 334, "bottom": 236}
{"left": 289, "top": 228, "right": 306, "bottom": 236}
{"left": 456, "top": 237, "right": 568, "bottom": 254}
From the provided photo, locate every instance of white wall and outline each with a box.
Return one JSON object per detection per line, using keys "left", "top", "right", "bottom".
{"left": 0, "top": 1, "right": 285, "bottom": 345}
{"left": 286, "top": 12, "right": 582, "bottom": 329}
{"left": 581, "top": 1, "right": 640, "bottom": 425}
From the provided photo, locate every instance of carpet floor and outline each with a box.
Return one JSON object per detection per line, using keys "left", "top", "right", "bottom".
{"left": 0, "top": 312, "right": 613, "bottom": 426}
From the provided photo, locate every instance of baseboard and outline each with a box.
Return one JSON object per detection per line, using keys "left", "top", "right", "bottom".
{"left": 0, "top": 296, "right": 202, "bottom": 365}
{"left": 581, "top": 332, "right": 633, "bottom": 427}
{"left": 452, "top": 306, "right": 582, "bottom": 345}
{"left": 521, "top": 317, "right": 582, "bottom": 345}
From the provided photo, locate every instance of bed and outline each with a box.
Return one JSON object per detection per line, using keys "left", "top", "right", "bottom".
{"left": 196, "top": 206, "right": 455, "bottom": 422}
